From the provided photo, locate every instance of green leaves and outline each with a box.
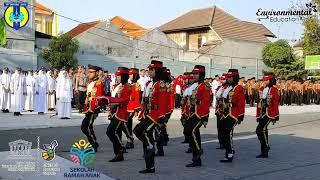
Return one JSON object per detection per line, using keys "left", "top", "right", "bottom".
{"left": 40, "top": 34, "right": 80, "bottom": 69}
{"left": 303, "top": 17, "right": 320, "bottom": 56}
{"left": 262, "top": 40, "right": 307, "bottom": 80}
{"left": 0, "top": 18, "right": 6, "bottom": 46}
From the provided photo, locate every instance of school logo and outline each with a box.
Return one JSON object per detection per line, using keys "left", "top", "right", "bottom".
{"left": 69, "top": 139, "right": 95, "bottom": 165}
{"left": 41, "top": 140, "right": 58, "bottom": 161}
{"left": 4, "top": 2, "right": 29, "bottom": 30}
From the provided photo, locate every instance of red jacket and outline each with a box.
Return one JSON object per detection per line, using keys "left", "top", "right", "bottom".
{"left": 158, "top": 81, "right": 167, "bottom": 119}
{"left": 146, "top": 82, "right": 162, "bottom": 123}
{"left": 224, "top": 85, "right": 245, "bottom": 120}
{"left": 111, "top": 84, "right": 131, "bottom": 122}
{"left": 256, "top": 86, "right": 279, "bottom": 120}
{"left": 167, "top": 83, "right": 174, "bottom": 114}
{"left": 127, "top": 83, "right": 142, "bottom": 112}
{"left": 83, "top": 80, "right": 104, "bottom": 113}
{"left": 195, "top": 82, "right": 212, "bottom": 119}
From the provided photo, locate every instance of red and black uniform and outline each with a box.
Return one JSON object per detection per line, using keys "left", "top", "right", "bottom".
{"left": 186, "top": 65, "right": 212, "bottom": 167}
{"left": 106, "top": 67, "right": 131, "bottom": 162}
{"left": 214, "top": 74, "right": 227, "bottom": 149}
{"left": 154, "top": 79, "right": 167, "bottom": 156}
{"left": 180, "top": 73, "right": 193, "bottom": 143}
{"left": 256, "top": 74, "right": 279, "bottom": 158}
{"left": 124, "top": 68, "right": 141, "bottom": 149}
{"left": 220, "top": 70, "right": 245, "bottom": 163}
{"left": 81, "top": 65, "right": 104, "bottom": 152}
{"left": 133, "top": 60, "right": 163, "bottom": 174}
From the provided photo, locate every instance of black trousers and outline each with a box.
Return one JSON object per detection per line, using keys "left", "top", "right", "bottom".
{"left": 154, "top": 124, "right": 164, "bottom": 154}
{"left": 180, "top": 114, "right": 189, "bottom": 142}
{"left": 216, "top": 114, "right": 224, "bottom": 146}
{"left": 186, "top": 114, "right": 203, "bottom": 160}
{"left": 280, "top": 92, "right": 285, "bottom": 106}
{"left": 221, "top": 116, "right": 238, "bottom": 156}
{"left": 123, "top": 113, "right": 134, "bottom": 141}
{"left": 256, "top": 116, "right": 271, "bottom": 151}
{"left": 174, "top": 94, "right": 181, "bottom": 108}
{"left": 133, "top": 117, "right": 156, "bottom": 169}
{"left": 106, "top": 117, "right": 125, "bottom": 155}
{"left": 76, "top": 91, "right": 86, "bottom": 112}
{"left": 286, "top": 91, "right": 292, "bottom": 105}
{"left": 81, "top": 112, "right": 98, "bottom": 147}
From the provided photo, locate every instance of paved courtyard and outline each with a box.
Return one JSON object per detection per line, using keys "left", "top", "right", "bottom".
{"left": 0, "top": 105, "right": 320, "bottom": 180}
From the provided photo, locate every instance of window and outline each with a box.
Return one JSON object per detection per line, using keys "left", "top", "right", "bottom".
{"left": 45, "top": 21, "right": 52, "bottom": 35}
{"left": 35, "top": 20, "right": 41, "bottom": 32}
{"left": 198, "top": 35, "right": 202, "bottom": 49}
{"left": 107, "top": 47, "right": 112, "bottom": 55}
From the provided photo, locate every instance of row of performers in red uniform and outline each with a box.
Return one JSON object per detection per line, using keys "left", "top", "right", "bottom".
{"left": 80, "top": 61, "right": 279, "bottom": 174}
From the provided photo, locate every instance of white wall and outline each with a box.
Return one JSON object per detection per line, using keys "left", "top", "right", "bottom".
{"left": 75, "top": 21, "right": 133, "bottom": 58}
{"left": 134, "top": 29, "right": 181, "bottom": 61}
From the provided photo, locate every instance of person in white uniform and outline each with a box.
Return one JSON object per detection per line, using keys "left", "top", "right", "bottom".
{"left": 1, "top": 67, "right": 11, "bottom": 113}
{"left": 34, "top": 69, "right": 48, "bottom": 114}
{"left": 47, "top": 71, "right": 56, "bottom": 111}
{"left": 211, "top": 75, "right": 221, "bottom": 108}
{"left": 25, "top": 70, "right": 35, "bottom": 112}
{"left": 56, "top": 69, "right": 73, "bottom": 119}
{"left": 10, "top": 67, "right": 26, "bottom": 116}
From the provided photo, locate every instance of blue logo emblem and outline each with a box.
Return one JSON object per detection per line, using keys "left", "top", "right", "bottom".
{"left": 4, "top": 2, "right": 30, "bottom": 30}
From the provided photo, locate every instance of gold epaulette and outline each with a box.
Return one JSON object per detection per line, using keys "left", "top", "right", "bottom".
{"left": 135, "top": 83, "right": 141, "bottom": 91}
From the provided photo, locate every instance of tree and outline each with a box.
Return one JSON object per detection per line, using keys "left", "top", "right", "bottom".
{"left": 262, "top": 40, "right": 307, "bottom": 80}
{"left": 303, "top": 17, "right": 320, "bottom": 56}
{"left": 40, "top": 34, "right": 80, "bottom": 69}
{"left": 0, "top": 18, "right": 6, "bottom": 47}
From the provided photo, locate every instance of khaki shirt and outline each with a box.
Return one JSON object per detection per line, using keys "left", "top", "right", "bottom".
{"left": 75, "top": 73, "right": 87, "bottom": 92}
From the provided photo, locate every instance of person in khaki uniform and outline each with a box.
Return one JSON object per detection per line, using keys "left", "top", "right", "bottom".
{"left": 279, "top": 80, "right": 286, "bottom": 106}
{"left": 286, "top": 81, "right": 292, "bottom": 105}
{"left": 75, "top": 66, "right": 88, "bottom": 113}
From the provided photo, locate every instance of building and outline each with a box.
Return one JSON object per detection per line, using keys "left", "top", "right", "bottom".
{"left": 0, "top": 0, "right": 36, "bottom": 69}
{"left": 67, "top": 19, "right": 134, "bottom": 71}
{"left": 293, "top": 40, "right": 303, "bottom": 57}
{"left": 34, "top": 2, "right": 59, "bottom": 36}
{"left": 158, "top": 6, "right": 276, "bottom": 77}
{"left": 0, "top": 0, "right": 56, "bottom": 70}
{"left": 110, "top": 16, "right": 147, "bottom": 39}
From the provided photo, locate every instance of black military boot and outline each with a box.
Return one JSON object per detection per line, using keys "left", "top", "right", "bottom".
{"left": 139, "top": 148, "right": 155, "bottom": 174}
{"left": 256, "top": 148, "right": 269, "bottom": 158}
{"left": 125, "top": 142, "right": 134, "bottom": 149}
{"left": 93, "top": 142, "right": 99, "bottom": 152}
{"left": 186, "top": 158, "right": 202, "bottom": 167}
{"left": 139, "top": 167, "right": 155, "bottom": 174}
{"left": 109, "top": 154, "right": 124, "bottom": 162}
{"left": 155, "top": 150, "right": 164, "bottom": 157}
{"left": 220, "top": 153, "right": 234, "bottom": 163}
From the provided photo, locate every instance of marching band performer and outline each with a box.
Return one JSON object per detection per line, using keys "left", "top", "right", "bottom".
{"left": 81, "top": 65, "right": 104, "bottom": 152}
{"left": 186, "top": 65, "right": 212, "bottom": 167}
{"left": 133, "top": 60, "right": 163, "bottom": 173}
{"left": 125, "top": 68, "right": 141, "bottom": 149}
{"left": 256, "top": 74, "right": 279, "bottom": 158}
{"left": 107, "top": 67, "right": 131, "bottom": 162}
{"left": 220, "top": 69, "right": 245, "bottom": 163}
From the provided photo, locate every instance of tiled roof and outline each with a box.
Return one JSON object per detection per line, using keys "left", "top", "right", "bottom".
{"left": 159, "top": 6, "right": 276, "bottom": 43}
{"left": 110, "top": 16, "right": 147, "bottom": 38}
{"left": 35, "top": 2, "right": 53, "bottom": 15}
{"left": 67, "top": 21, "right": 101, "bottom": 38}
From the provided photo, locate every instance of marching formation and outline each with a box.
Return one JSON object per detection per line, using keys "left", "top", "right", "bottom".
{"left": 80, "top": 61, "right": 280, "bottom": 174}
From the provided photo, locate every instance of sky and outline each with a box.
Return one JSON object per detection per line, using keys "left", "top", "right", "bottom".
{"left": 38, "top": 0, "right": 310, "bottom": 43}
